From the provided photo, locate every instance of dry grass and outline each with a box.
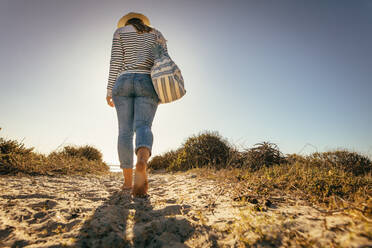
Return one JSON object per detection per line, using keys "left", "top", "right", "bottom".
{"left": 186, "top": 166, "right": 372, "bottom": 247}
{"left": 149, "top": 131, "right": 372, "bottom": 213}
{"left": 0, "top": 137, "right": 109, "bottom": 175}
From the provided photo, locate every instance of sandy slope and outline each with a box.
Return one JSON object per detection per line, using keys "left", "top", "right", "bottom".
{"left": 0, "top": 171, "right": 370, "bottom": 248}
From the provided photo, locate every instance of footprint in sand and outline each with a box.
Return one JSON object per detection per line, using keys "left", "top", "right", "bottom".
{"left": 27, "top": 211, "right": 48, "bottom": 224}
{"left": 28, "top": 200, "right": 58, "bottom": 211}
{"left": 0, "top": 226, "right": 15, "bottom": 240}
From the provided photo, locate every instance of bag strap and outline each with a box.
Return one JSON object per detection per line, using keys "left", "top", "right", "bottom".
{"left": 153, "top": 29, "right": 166, "bottom": 48}
{"left": 152, "top": 29, "right": 168, "bottom": 59}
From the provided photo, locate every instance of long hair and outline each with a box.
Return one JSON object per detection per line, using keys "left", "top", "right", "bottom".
{"left": 125, "top": 18, "right": 153, "bottom": 34}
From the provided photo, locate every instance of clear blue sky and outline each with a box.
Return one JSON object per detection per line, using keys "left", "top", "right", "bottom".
{"left": 1, "top": 0, "right": 371, "bottom": 164}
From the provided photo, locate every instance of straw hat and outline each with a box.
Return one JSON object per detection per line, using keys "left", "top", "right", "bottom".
{"left": 117, "top": 12, "right": 151, "bottom": 28}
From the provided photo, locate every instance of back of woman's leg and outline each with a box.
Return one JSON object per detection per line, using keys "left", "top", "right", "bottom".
{"left": 133, "top": 96, "right": 158, "bottom": 157}
{"left": 114, "top": 95, "right": 135, "bottom": 169}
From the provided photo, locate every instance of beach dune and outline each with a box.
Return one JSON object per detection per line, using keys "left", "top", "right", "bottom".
{"left": 0, "top": 171, "right": 370, "bottom": 247}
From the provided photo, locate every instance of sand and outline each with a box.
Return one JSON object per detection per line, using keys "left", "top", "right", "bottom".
{"left": 0, "top": 170, "right": 371, "bottom": 248}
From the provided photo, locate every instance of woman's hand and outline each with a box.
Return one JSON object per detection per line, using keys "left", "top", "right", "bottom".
{"left": 106, "top": 95, "right": 115, "bottom": 107}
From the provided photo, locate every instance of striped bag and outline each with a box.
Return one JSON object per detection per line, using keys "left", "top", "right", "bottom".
{"left": 151, "top": 31, "right": 186, "bottom": 104}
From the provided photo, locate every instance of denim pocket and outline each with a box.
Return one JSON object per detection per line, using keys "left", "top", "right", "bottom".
{"left": 112, "top": 74, "right": 131, "bottom": 96}
{"left": 136, "top": 75, "right": 158, "bottom": 100}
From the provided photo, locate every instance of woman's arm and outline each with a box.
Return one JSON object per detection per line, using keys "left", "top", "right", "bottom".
{"left": 107, "top": 29, "right": 124, "bottom": 97}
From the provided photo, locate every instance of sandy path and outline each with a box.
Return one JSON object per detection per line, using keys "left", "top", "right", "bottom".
{"left": 0, "top": 171, "right": 370, "bottom": 247}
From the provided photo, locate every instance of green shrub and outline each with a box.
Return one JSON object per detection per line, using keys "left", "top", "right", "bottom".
{"left": 307, "top": 150, "right": 371, "bottom": 176}
{"left": 285, "top": 150, "right": 372, "bottom": 176}
{"left": 226, "top": 146, "right": 247, "bottom": 168}
{"left": 169, "top": 131, "right": 232, "bottom": 171}
{"left": 58, "top": 145, "right": 103, "bottom": 162}
{"left": 148, "top": 149, "right": 180, "bottom": 171}
{"left": 0, "top": 137, "right": 34, "bottom": 164}
{"left": 285, "top": 153, "right": 307, "bottom": 165}
{"left": 241, "top": 141, "right": 286, "bottom": 171}
{"left": 148, "top": 131, "right": 233, "bottom": 171}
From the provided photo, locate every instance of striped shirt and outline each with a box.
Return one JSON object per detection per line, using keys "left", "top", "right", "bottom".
{"left": 106, "top": 25, "right": 168, "bottom": 97}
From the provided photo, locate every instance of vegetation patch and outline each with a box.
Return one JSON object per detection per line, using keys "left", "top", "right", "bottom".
{"left": 0, "top": 137, "right": 109, "bottom": 175}
{"left": 149, "top": 130, "right": 232, "bottom": 171}
{"left": 149, "top": 131, "right": 372, "bottom": 211}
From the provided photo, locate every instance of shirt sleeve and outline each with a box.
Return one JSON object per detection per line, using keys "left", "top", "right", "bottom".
{"left": 107, "top": 29, "right": 124, "bottom": 97}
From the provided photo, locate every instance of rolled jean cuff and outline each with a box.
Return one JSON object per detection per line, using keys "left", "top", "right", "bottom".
{"left": 135, "top": 145, "right": 152, "bottom": 157}
{"left": 120, "top": 163, "right": 133, "bottom": 169}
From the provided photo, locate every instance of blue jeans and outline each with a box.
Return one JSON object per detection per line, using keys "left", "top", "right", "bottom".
{"left": 112, "top": 73, "right": 159, "bottom": 169}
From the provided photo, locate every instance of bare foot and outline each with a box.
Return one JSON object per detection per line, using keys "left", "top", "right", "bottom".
{"left": 121, "top": 184, "right": 132, "bottom": 190}
{"left": 132, "top": 161, "right": 149, "bottom": 197}
{"left": 122, "top": 168, "right": 133, "bottom": 191}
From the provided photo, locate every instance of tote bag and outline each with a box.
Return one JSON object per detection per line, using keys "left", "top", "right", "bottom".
{"left": 151, "top": 30, "right": 186, "bottom": 104}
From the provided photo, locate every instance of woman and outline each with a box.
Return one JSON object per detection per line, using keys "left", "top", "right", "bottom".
{"left": 106, "top": 12, "right": 167, "bottom": 197}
